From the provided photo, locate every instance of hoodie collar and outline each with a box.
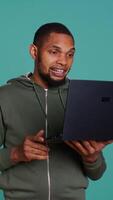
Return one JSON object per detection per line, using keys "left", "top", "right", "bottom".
{"left": 7, "top": 72, "right": 70, "bottom": 91}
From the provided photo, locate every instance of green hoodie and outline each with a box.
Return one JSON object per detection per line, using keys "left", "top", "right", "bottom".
{"left": 0, "top": 74, "right": 106, "bottom": 200}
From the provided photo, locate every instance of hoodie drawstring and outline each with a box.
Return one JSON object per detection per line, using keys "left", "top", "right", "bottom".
{"left": 32, "top": 83, "right": 47, "bottom": 118}
{"left": 58, "top": 88, "right": 66, "bottom": 111}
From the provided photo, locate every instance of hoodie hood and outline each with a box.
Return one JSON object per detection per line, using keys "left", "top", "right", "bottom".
{"left": 7, "top": 72, "right": 70, "bottom": 91}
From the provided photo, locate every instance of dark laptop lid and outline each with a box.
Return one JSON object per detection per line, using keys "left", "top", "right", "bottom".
{"left": 63, "top": 79, "right": 113, "bottom": 141}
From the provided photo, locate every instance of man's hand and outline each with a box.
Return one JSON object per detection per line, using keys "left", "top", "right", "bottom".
{"left": 11, "top": 130, "right": 49, "bottom": 164}
{"left": 65, "top": 140, "right": 113, "bottom": 163}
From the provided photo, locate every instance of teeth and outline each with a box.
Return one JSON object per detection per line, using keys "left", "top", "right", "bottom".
{"left": 52, "top": 69, "right": 64, "bottom": 72}
{"left": 56, "top": 69, "right": 63, "bottom": 72}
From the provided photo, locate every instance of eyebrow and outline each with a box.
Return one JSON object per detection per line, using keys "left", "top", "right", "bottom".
{"left": 49, "top": 45, "right": 75, "bottom": 52}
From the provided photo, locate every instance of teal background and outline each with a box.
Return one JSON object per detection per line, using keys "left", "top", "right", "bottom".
{"left": 0, "top": 0, "right": 113, "bottom": 199}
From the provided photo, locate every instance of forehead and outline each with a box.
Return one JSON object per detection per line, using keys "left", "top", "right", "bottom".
{"left": 42, "top": 32, "right": 74, "bottom": 50}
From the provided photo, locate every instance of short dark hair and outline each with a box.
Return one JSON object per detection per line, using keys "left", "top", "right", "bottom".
{"left": 33, "top": 22, "right": 74, "bottom": 46}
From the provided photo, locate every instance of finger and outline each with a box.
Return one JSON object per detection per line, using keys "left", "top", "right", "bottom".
{"left": 103, "top": 140, "right": 113, "bottom": 145}
{"left": 25, "top": 141, "right": 49, "bottom": 152}
{"left": 72, "top": 141, "right": 89, "bottom": 156}
{"left": 26, "top": 153, "right": 48, "bottom": 161}
{"left": 89, "top": 140, "right": 105, "bottom": 151}
{"left": 65, "top": 141, "right": 88, "bottom": 156}
{"left": 27, "top": 130, "right": 45, "bottom": 143}
{"left": 36, "top": 130, "right": 45, "bottom": 137}
{"left": 89, "top": 140, "right": 98, "bottom": 148}
{"left": 24, "top": 147, "right": 49, "bottom": 156}
{"left": 36, "top": 143, "right": 49, "bottom": 151}
{"left": 65, "top": 141, "right": 77, "bottom": 150}
{"left": 24, "top": 139, "right": 49, "bottom": 152}
{"left": 36, "top": 155, "right": 48, "bottom": 160}
{"left": 33, "top": 130, "right": 45, "bottom": 143}
{"left": 81, "top": 141, "right": 96, "bottom": 154}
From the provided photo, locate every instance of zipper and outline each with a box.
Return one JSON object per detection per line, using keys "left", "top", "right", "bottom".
{"left": 45, "top": 89, "right": 51, "bottom": 200}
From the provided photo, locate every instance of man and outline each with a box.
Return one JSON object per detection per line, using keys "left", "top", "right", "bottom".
{"left": 0, "top": 22, "right": 112, "bottom": 200}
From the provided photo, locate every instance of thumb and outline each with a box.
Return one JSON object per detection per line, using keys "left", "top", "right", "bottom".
{"left": 37, "top": 129, "right": 45, "bottom": 136}
{"left": 34, "top": 130, "right": 45, "bottom": 142}
{"left": 104, "top": 140, "right": 113, "bottom": 145}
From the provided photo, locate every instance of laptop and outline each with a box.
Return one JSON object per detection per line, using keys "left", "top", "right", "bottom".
{"left": 63, "top": 79, "right": 113, "bottom": 141}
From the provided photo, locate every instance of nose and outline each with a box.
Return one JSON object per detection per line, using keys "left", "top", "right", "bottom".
{"left": 57, "top": 54, "right": 67, "bottom": 66}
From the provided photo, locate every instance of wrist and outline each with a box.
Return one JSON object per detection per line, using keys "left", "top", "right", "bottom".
{"left": 82, "top": 154, "right": 98, "bottom": 163}
{"left": 10, "top": 146, "right": 21, "bottom": 164}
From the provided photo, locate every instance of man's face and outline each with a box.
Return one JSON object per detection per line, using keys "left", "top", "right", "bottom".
{"left": 33, "top": 32, "right": 75, "bottom": 86}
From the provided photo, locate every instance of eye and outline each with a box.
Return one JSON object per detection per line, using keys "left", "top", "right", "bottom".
{"left": 67, "top": 52, "right": 74, "bottom": 58}
{"left": 48, "top": 49, "right": 58, "bottom": 55}
{"left": 52, "top": 50, "right": 58, "bottom": 54}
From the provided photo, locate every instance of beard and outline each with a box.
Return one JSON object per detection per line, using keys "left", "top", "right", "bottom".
{"left": 37, "top": 66, "right": 66, "bottom": 87}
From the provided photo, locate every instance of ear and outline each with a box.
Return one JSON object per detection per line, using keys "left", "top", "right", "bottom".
{"left": 29, "top": 44, "right": 38, "bottom": 59}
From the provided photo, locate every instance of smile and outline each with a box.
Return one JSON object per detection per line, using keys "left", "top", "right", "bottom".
{"left": 50, "top": 68, "right": 66, "bottom": 78}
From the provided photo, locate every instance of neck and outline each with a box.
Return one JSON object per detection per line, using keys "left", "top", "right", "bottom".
{"left": 30, "top": 73, "right": 49, "bottom": 89}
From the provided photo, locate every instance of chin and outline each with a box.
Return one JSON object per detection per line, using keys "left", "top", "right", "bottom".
{"left": 38, "top": 70, "right": 66, "bottom": 87}
{"left": 50, "top": 73, "right": 67, "bottom": 81}
{"left": 48, "top": 77, "right": 66, "bottom": 87}
{"left": 51, "top": 77, "right": 64, "bottom": 81}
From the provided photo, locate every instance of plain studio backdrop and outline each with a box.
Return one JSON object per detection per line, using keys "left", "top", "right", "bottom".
{"left": 0, "top": 0, "right": 113, "bottom": 199}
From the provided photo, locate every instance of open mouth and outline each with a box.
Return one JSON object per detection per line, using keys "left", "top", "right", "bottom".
{"left": 49, "top": 67, "right": 67, "bottom": 78}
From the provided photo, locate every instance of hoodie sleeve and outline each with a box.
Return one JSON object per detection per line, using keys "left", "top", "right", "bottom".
{"left": 82, "top": 152, "right": 106, "bottom": 180}
{"left": 0, "top": 108, "right": 14, "bottom": 171}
